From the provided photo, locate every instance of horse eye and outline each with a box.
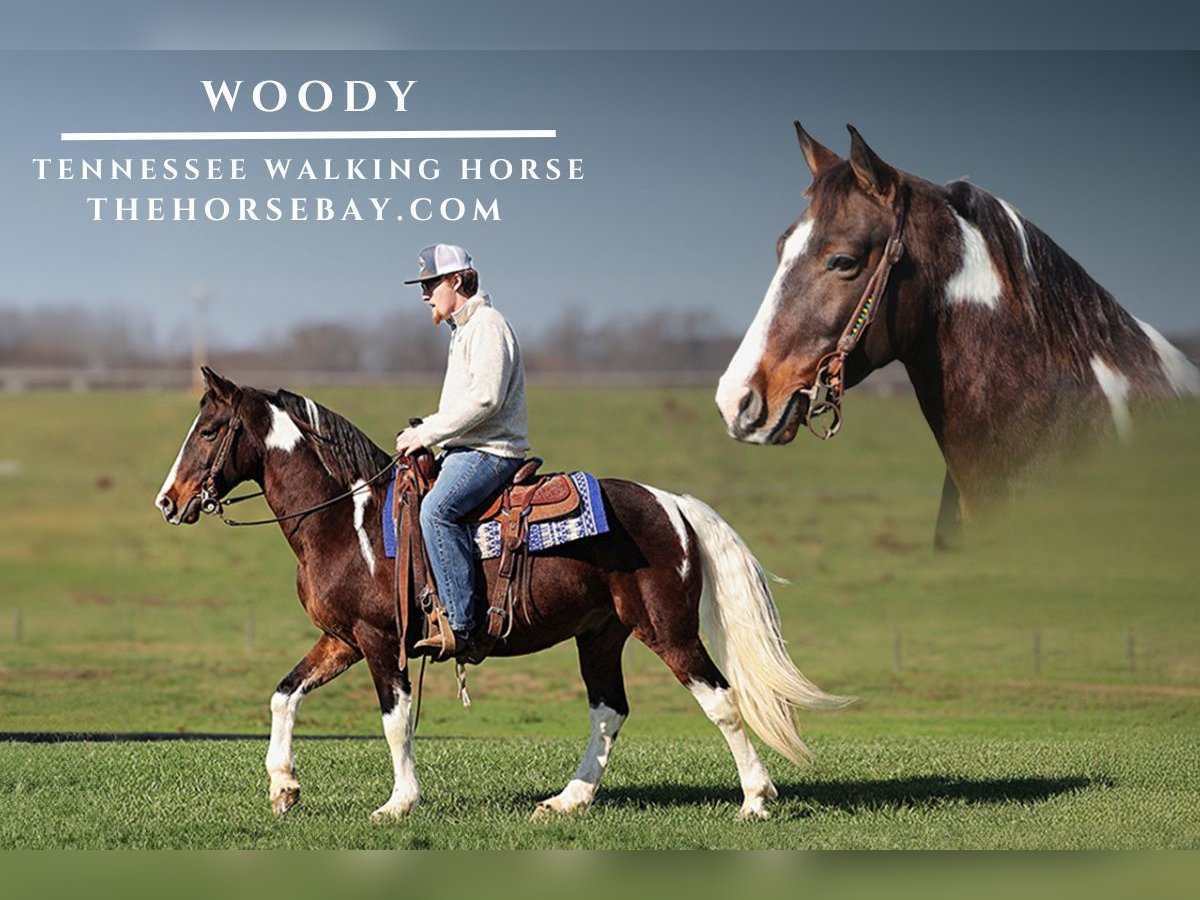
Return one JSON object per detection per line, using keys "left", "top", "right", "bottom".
{"left": 826, "top": 254, "right": 859, "bottom": 273}
{"left": 200, "top": 427, "right": 218, "bottom": 440}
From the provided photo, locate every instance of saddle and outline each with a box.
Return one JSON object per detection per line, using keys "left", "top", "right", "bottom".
{"left": 392, "top": 451, "right": 580, "bottom": 668}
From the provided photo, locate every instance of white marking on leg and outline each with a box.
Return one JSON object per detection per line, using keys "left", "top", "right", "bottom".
{"left": 638, "top": 484, "right": 691, "bottom": 582}
{"left": 265, "top": 689, "right": 304, "bottom": 810}
{"left": 998, "top": 199, "right": 1031, "bottom": 273}
{"left": 946, "top": 212, "right": 1003, "bottom": 309}
{"left": 1090, "top": 355, "right": 1133, "bottom": 442}
{"left": 372, "top": 686, "right": 421, "bottom": 820}
{"left": 716, "top": 220, "right": 815, "bottom": 423}
{"left": 351, "top": 479, "right": 376, "bottom": 576}
{"left": 154, "top": 413, "right": 199, "bottom": 514}
{"left": 534, "top": 703, "right": 625, "bottom": 817}
{"left": 688, "top": 680, "right": 778, "bottom": 820}
{"left": 1135, "top": 317, "right": 1200, "bottom": 396}
{"left": 265, "top": 403, "right": 304, "bottom": 451}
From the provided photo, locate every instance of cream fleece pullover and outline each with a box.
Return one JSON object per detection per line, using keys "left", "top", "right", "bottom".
{"left": 414, "top": 292, "right": 530, "bottom": 458}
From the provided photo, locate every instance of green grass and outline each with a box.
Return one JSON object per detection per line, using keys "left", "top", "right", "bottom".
{"left": 0, "top": 385, "right": 1197, "bottom": 847}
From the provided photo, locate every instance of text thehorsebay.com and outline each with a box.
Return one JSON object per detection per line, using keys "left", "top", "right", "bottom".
{"left": 33, "top": 78, "right": 583, "bottom": 224}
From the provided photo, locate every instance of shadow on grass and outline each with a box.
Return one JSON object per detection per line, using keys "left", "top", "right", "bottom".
{"left": 533, "top": 774, "right": 1109, "bottom": 816}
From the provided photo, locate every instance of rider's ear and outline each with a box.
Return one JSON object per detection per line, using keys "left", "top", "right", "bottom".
{"left": 201, "top": 366, "right": 238, "bottom": 402}
{"left": 847, "top": 125, "right": 899, "bottom": 203}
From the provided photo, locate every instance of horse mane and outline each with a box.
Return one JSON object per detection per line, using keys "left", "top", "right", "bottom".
{"left": 942, "top": 178, "right": 1146, "bottom": 380}
{"left": 269, "top": 389, "right": 392, "bottom": 485}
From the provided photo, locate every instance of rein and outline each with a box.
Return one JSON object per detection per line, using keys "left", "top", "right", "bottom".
{"left": 196, "top": 393, "right": 400, "bottom": 527}
{"left": 800, "top": 199, "right": 908, "bottom": 440}
{"left": 208, "top": 458, "right": 399, "bottom": 527}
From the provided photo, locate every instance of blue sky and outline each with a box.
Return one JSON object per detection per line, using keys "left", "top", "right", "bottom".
{"left": 1, "top": 24, "right": 1197, "bottom": 347}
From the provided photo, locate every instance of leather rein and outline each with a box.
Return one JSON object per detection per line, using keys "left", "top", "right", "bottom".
{"left": 798, "top": 199, "right": 907, "bottom": 440}
{"left": 196, "top": 391, "right": 398, "bottom": 528}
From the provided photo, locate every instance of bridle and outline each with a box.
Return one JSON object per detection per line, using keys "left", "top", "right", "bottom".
{"left": 198, "top": 391, "right": 246, "bottom": 517}
{"left": 195, "top": 390, "right": 397, "bottom": 527}
{"left": 799, "top": 197, "right": 908, "bottom": 440}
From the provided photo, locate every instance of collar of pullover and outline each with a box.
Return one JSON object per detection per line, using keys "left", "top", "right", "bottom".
{"left": 449, "top": 292, "right": 492, "bottom": 330}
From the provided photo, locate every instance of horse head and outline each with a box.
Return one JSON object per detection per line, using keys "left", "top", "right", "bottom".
{"left": 155, "top": 367, "right": 265, "bottom": 524}
{"left": 717, "top": 123, "right": 922, "bottom": 443}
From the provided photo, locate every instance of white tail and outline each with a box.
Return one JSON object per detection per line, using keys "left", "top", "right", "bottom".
{"left": 672, "top": 493, "right": 852, "bottom": 766}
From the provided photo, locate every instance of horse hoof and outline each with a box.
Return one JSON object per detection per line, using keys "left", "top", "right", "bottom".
{"left": 531, "top": 801, "right": 567, "bottom": 821}
{"left": 736, "top": 804, "right": 771, "bottom": 821}
{"left": 271, "top": 787, "right": 300, "bottom": 816}
{"left": 371, "top": 798, "right": 419, "bottom": 822}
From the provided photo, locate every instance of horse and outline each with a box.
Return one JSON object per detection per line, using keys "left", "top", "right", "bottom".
{"left": 154, "top": 367, "right": 847, "bottom": 821}
{"left": 716, "top": 122, "right": 1200, "bottom": 546}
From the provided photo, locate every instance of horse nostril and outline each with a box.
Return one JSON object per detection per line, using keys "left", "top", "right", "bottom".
{"left": 736, "top": 389, "right": 765, "bottom": 430}
{"left": 157, "top": 495, "right": 175, "bottom": 518}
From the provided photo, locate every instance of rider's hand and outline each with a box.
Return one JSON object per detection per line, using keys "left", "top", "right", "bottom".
{"left": 395, "top": 427, "right": 426, "bottom": 457}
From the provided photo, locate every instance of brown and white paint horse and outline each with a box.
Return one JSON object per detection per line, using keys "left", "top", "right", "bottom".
{"left": 717, "top": 123, "right": 1200, "bottom": 543}
{"left": 155, "top": 368, "right": 845, "bottom": 821}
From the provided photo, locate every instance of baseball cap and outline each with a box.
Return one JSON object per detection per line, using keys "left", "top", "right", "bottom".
{"left": 403, "top": 244, "right": 474, "bottom": 284}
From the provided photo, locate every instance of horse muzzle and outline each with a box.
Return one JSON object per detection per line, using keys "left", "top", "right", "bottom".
{"left": 721, "top": 384, "right": 810, "bottom": 446}
{"left": 156, "top": 492, "right": 203, "bottom": 525}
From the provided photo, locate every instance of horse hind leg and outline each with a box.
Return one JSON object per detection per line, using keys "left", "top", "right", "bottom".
{"left": 532, "top": 618, "right": 630, "bottom": 819}
{"left": 656, "top": 639, "right": 779, "bottom": 820}
{"left": 265, "top": 633, "right": 361, "bottom": 815}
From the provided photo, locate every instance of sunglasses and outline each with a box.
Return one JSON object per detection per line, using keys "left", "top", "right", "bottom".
{"left": 419, "top": 276, "right": 444, "bottom": 295}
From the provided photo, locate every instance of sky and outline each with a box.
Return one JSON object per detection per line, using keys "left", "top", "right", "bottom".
{"left": 1, "top": 7, "right": 1197, "bottom": 349}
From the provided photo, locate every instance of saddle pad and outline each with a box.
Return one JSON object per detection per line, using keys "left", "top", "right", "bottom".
{"left": 383, "top": 470, "right": 609, "bottom": 560}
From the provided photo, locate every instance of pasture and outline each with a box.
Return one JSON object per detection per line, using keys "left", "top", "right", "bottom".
{"left": 0, "top": 385, "right": 1197, "bottom": 848}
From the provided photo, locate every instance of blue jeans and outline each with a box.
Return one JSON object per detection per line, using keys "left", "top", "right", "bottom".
{"left": 419, "top": 448, "right": 522, "bottom": 633}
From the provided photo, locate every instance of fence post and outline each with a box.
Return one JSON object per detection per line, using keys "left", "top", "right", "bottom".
{"left": 892, "top": 631, "right": 902, "bottom": 672}
{"left": 1033, "top": 630, "right": 1042, "bottom": 674}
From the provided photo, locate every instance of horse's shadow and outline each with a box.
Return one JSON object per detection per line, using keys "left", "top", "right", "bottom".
{"left": 519, "top": 774, "right": 1108, "bottom": 817}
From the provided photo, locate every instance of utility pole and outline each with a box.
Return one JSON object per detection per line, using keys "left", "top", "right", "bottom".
{"left": 191, "top": 284, "right": 209, "bottom": 393}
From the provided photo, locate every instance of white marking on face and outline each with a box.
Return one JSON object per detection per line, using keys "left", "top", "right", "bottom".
{"left": 351, "top": 479, "right": 376, "bottom": 576}
{"left": 998, "top": 199, "right": 1031, "bottom": 273}
{"left": 1090, "top": 355, "right": 1133, "bottom": 441}
{"left": 155, "top": 413, "right": 199, "bottom": 513}
{"left": 716, "top": 220, "right": 815, "bottom": 424}
{"left": 945, "top": 212, "right": 1003, "bottom": 308}
{"left": 1135, "top": 317, "right": 1200, "bottom": 396}
{"left": 265, "top": 403, "right": 303, "bottom": 451}
{"left": 303, "top": 396, "right": 321, "bottom": 431}
{"left": 638, "top": 484, "right": 691, "bottom": 583}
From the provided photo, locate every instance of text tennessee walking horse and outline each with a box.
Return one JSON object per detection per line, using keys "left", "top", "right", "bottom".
{"left": 155, "top": 368, "right": 846, "bottom": 820}
{"left": 717, "top": 123, "right": 1200, "bottom": 545}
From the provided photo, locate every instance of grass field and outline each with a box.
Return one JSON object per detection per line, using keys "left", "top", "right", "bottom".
{"left": 0, "top": 384, "right": 1197, "bottom": 848}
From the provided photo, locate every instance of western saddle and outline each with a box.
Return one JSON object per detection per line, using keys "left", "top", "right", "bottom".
{"left": 392, "top": 450, "right": 580, "bottom": 666}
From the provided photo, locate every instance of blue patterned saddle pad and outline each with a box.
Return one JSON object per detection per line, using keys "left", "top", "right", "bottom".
{"left": 383, "top": 470, "right": 608, "bottom": 560}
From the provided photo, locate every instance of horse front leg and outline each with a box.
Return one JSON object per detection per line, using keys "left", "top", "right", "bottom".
{"left": 265, "top": 633, "right": 361, "bottom": 815}
{"left": 359, "top": 627, "right": 420, "bottom": 821}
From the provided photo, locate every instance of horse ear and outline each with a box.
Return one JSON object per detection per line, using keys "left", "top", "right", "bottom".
{"left": 795, "top": 120, "right": 840, "bottom": 175}
{"left": 201, "top": 366, "right": 237, "bottom": 401}
{"left": 847, "top": 125, "right": 899, "bottom": 202}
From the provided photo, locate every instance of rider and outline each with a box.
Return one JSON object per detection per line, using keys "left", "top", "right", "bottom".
{"left": 395, "top": 244, "right": 530, "bottom": 659}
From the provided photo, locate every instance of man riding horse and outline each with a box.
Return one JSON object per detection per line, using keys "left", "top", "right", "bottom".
{"left": 394, "top": 243, "right": 530, "bottom": 661}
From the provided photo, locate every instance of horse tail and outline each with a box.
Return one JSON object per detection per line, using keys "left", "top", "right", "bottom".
{"left": 672, "top": 493, "right": 853, "bottom": 767}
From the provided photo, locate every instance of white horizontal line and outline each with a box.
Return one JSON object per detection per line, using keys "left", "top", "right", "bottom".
{"left": 60, "top": 129, "right": 557, "bottom": 142}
